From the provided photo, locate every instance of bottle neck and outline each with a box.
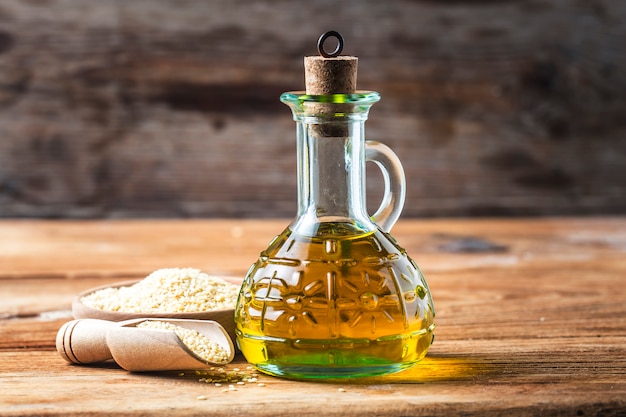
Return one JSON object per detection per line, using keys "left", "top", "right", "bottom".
{"left": 292, "top": 118, "right": 375, "bottom": 236}
{"left": 280, "top": 92, "right": 381, "bottom": 237}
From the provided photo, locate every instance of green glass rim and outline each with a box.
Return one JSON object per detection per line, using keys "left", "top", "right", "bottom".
{"left": 280, "top": 91, "right": 380, "bottom": 104}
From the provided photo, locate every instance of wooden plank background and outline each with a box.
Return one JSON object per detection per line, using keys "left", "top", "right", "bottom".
{"left": 0, "top": 0, "right": 624, "bottom": 218}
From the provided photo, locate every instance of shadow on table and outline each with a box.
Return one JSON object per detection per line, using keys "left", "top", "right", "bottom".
{"left": 224, "top": 354, "right": 494, "bottom": 385}
{"left": 350, "top": 354, "right": 494, "bottom": 385}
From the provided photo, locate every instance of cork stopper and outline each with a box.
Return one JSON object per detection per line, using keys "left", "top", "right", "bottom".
{"left": 305, "top": 31, "right": 358, "bottom": 95}
{"left": 302, "top": 32, "right": 357, "bottom": 137}
{"left": 305, "top": 57, "right": 357, "bottom": 95}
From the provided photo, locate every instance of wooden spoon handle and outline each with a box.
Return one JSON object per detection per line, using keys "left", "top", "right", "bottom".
{"left": 56, "top": 319, "right": 116, "bottom": 364}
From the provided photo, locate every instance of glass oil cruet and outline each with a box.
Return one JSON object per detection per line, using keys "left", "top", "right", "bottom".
{"left": 235, "top": 31, "right": 435, "bottom": 379}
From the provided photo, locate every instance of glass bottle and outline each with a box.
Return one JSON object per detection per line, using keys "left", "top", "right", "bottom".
{"left": 235, "top": 91, "right": 435, "bottom": 379}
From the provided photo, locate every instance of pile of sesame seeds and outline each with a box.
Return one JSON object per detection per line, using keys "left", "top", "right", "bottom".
{"left": 136, "top": 320, "right": 231, "bottom": 365}
{"left": 80, "top": 268, "right": 240, "bottom": 313}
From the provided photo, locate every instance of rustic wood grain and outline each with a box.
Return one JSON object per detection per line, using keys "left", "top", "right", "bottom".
{"left": 0, "top": 1, "right": 625, "bottom": 218}
{"left": 0, "top": 218, "right": 625, "bottom": 415}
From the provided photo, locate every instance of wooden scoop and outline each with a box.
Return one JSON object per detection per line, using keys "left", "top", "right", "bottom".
{"left": 56, "top": 318, "right": 235, "bottom": 372}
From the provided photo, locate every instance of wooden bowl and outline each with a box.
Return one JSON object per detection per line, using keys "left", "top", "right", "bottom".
{"left": 72, "top": 277, "right": 243, "bottom": 341}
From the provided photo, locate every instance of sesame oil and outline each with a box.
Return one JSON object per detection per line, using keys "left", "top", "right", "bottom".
{"left": 235, "top": 223, "right": 435, "bottom": 378}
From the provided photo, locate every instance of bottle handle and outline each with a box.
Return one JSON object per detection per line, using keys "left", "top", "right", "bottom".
{"left": 365, "top": 140, "right": 406, "bottom": 232}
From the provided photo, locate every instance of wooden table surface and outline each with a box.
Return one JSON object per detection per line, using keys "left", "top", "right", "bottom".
{"left": 1, "top": 218, "right": 625, "bottom": 416}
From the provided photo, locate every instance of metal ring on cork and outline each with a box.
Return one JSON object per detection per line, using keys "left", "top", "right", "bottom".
{"left": 317, "top": 31, "right": 344, "bottom": 58}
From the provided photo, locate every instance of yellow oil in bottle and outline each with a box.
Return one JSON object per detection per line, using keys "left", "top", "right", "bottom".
{"left": 235, "top": 222, "right": 435, "bottom": 378}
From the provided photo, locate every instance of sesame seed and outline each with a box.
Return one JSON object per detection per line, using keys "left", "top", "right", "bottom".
{"left": 137, "top": 320, "right": 230, "bottom": 364}
{"left": 197, "top": 395, "right": 207, "bottom": 400}
{"left": 80, "top": 268, "right": 239, "bottom": 313}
